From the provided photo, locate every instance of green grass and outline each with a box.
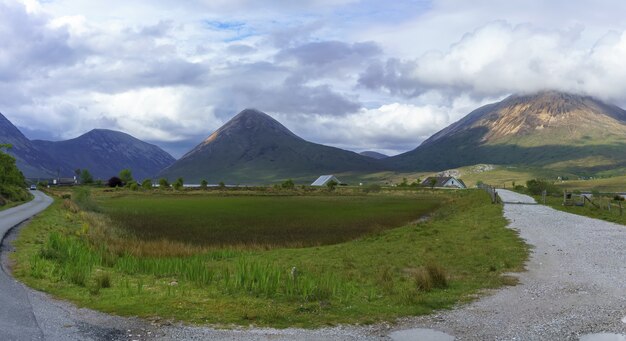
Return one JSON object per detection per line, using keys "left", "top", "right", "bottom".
{"left": 99, "top": 194, "right": 441, "bottom": 247}
{"left": 539, "top": 194, "right": 626, "bottom": 226}
{"left": 12, "top": 189, "right": 528, "bottom": 328}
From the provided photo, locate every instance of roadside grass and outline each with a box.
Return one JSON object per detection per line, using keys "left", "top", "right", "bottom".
{"left": 12, "top": 189, "right": 528, "bottom": 328}
{"left": 555, "top": 175, "right": 626, "bottom": 193}
{"left": 0, "top": 191, "right": 34, "bottom": 212}
{"left": 539, "top": 194, "right": 626, "bottom": 226}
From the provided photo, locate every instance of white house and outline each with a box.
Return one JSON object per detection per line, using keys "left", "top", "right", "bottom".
{"left": 311, "top": 175, "right": 341, "bottom": 186}
{"left": 421, "top": 176, "right": 467, "bottom": 189}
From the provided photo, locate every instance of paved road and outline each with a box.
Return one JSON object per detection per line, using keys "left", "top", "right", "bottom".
{"left": 390, "top": 189, "right": 626, "bottom": 340}
{"left": 0, "top": 191, "right": 52, "bottom": 340}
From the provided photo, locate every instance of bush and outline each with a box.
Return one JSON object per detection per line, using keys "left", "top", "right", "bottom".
{"left": 613, "top": 195, "right": 625, "bottom": 201}
{"left": 158, "top": 178, "right": 170, "bottom": 189}
{"left": 141, "top": 179, "right": 153, "bottom": 190}
{"left": 128, "top": 182, "right": 139, "bottom": 191}
{"left": 327, "top": 180, "right": 338, "bottom": 191}
{"left": 281, "top": 179, "right": 295, "bottom": 190}
{"left": 107, "top": 177, "right": 123, "bottom": 188}
{"left": 173, "top": 177, "right": 184, "bottom": 190}
{"left": 119, "top": 169, "right": 133, "bottom": 184}
{"left": 200, "top": 179, "right": 208, "bottom": 189}
{"left": 525, "top": 179, "right": 558, "bottom": 195}
{"left": 72, "top": 187, "right": 99, "bottom": 212}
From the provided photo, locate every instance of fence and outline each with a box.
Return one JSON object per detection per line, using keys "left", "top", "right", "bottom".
{"left": 477, "top": 183, "right": 501, "bottom": 204}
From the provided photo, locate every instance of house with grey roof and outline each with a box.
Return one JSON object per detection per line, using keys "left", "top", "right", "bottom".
{"left": 311, "top": 175, "right": 341, "bottom": 186}
{"left": 421, "top": 176, "right": 466, "bottom": 189}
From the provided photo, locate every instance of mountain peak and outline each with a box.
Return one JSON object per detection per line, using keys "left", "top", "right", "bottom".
{"left": 197, "top": 108, "right": 301, "bottom": 149}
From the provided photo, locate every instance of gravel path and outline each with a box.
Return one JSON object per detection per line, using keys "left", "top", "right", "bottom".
{"left": 4, "top": 190, "right": 625, "bottom": 340}
{"left": 388, "top": 189, "right": 626, "bottom": 340}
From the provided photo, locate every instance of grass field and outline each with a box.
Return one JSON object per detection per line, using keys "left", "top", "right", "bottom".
{"left": 100, "top": 195, "right": 441, "bottom": 248}
{"left": 12, "top": 188, "right": 528, "bottom": 327}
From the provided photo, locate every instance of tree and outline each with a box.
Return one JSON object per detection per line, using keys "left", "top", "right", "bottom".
{"left": 281, "top": 179, "right": 295, "bottom": 190}
{"left": 173, "top": 177, "right": 184, "bottom": 190}
{"left": 107, "top": 176, "right": 123, "bottom": 188}
{"left": 327, "top": 180, "right": 338, "bottom": 191}
{"left": 429, "top": 178, "right": 437, "bottom": 189}
{"left": 80, "top": 169, "right": 94, "bottom": 184}
{"left": 141, "top": 179, "right": 153, "bottom": 190}
{"left": 200, "top": 179, "right": 208, "bottom": 189}
{"left": 119, "top": 169, "right": 133, "bottom": 184}
{"left": 0, "top": 144, "right": 29, "bottom": 203}
{"left": 218, "top": 181, "right": 226, "bottom": 189}
{"left": 158, "top": 178, "right": 170, "bottom": 189}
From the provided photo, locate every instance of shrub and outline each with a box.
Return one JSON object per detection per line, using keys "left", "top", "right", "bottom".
{"left": 525, "top": 179, "right": 558, "bottom": 195}
{"left": 219, "top": 181, "right": 226, "bottom": 189}
{"left": 613, "top": 195, "right": 625, "bottom": 201}
{"left": 80, "top": 169, "right": 94, "bottom": 184}
{"left": 158, "top": 178, "right": 170, "bottom": 189}
{"left": 119, "top": 169, "right": 133, "bottom": 184}
{"left": 72, "top": 187, "right": 99, "bottom": 212}
{"left": 327, "top": 180, "right": 338, "bottom": 191}
{"left": 128, "top": 182, "right": 139, "bottom": 191}
{"left": 141, "top": 179, "right": 153, "bottom": 190}
{"left": 173, "top": 177, "right": 184, "bottom": 190}
{"left": 200, "top": 179, "right": 208, "bottom": 189}
{"left": 281, "top": 179, "right": 295, "bottom": 190}
{"left": 107, "top": 177, "right": 123, "bottom": 188}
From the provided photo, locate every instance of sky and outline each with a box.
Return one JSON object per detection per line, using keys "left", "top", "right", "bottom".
{"left": 3, "top": 0, "right": 626, "bottom": 158}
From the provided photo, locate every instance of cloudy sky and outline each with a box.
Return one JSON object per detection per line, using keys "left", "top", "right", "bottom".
{"left": 3, "top": 0, "right": 626, "bottom": 157}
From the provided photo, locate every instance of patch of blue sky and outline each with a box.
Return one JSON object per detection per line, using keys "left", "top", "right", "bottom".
{"left": 203, "top": 20, "right": 257, "bottom": 42}
{"left": 334, "top": 0, "right": 432, "bottom": 24}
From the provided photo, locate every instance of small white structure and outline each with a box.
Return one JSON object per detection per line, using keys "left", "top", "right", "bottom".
{"left": 421, "top": 176, "right": 466, "bottom": 189}
{"left": 311, "top": 175, "right": 341, "bottom": 186}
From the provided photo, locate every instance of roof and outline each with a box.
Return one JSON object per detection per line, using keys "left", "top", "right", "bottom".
{"left": 311, "top": 175, "right": 340, "bottom": 186}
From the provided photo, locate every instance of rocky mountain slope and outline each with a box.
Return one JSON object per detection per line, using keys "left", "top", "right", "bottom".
{"left": 0, "top": 113, "right": 63, "bottom": 178}
{"left": 33, "top": 129, "right": 175, "bottom": 180}
{"left": 158, "top": 109, "right": 381, "bottom": 183}
{"left": 385, "top": 91, "right": 626, "bottom": 174}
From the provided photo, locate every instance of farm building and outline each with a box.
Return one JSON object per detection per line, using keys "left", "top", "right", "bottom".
{"left": 311, "top": 175, "right": 341, "bottom": 186}
{"left": 421, "top": 176, "right": 466, "bottom": 189}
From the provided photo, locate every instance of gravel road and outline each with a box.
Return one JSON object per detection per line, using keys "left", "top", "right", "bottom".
{"left": 3, "top": 189, "right": 625, "bottom": 340}
{"left": 388, "top": 189, "right": 626, "bottom": 340}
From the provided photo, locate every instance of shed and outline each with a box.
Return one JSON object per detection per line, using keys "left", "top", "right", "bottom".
{"left": 421, "top": 176, "right": 466, "bottom": 189}
{"left": 311, "top": 175, "right": 341, "bottom": 187}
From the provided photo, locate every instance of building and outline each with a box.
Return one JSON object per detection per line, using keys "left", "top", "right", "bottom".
{"left": 421, "top": 176, "right": 466, "bottom": 189}
{"left": 311, "top": 175, "right": 341, "bottom": 186}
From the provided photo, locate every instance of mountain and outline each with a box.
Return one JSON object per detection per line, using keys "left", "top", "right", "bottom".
{"left": 0, "top": 112, "right": 62, "bottom": 177}
{"left": 33, "top": 129, "right": 175, "bottom": 180}
{"left": 386, "top": 91, "right": 626, "bottom": 174}
{"left": 360, "top": 151, "right": 389, "bottom": 159}
{"left": 158, "top": 109, "right": 381, "bottom": 183}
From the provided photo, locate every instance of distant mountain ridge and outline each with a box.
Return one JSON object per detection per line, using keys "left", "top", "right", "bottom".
{"left": 359, "top": 151, "right": 388, "bottom": 159}
{"left": 158, "top": 109, "right": 382, "bottom": 183}
{"left": 0, "top": 113, "right": 175, "bottom": 179}
{"left": 33, "top": 129, "right": 175, "bottom": 180}
{"left": 0, "top": 112, "right": 63, "bottom": 177}
{"left": 385, "top": 91, "right": 626, "bottom": 174}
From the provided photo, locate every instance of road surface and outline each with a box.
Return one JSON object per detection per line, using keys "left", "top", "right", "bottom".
{"left": 389, "top": 189, "right": 626, "bottom": 340}
{"left": 0, "top": 191, "right": 52, "bottom": 340}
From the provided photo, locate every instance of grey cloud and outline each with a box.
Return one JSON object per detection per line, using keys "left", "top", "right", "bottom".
{"left": 0, "top": 2, "right": 86, "bottom": 80}
{"left": 278, "top": 41, "right": 381, "bottom": 66}
{"left": 225, "top": 81, "right": 360, "bottom": 117}
{"left": 226, "top": 44, "right": 257, "bottom": 54}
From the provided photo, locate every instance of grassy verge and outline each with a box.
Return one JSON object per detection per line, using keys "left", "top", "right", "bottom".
{"left": 0, "top": 191, "right": 34, "bottom": 212}
{"left": 539, "top": 194, "right": 626, "bottom": 226}
{"left": 12, "top": 189, "right": 527, "bottom": 328}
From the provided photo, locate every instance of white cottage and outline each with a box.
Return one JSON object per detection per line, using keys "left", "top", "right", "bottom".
{"left": 311, "top": 175, "right": 341, "bottom": 186}
{"left": 421, "top": 176, "right": 466, "bottom": 189}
